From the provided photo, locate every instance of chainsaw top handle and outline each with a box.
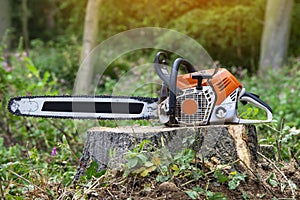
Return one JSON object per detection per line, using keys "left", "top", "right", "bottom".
{"left": 154, "top": 52, "right": 198, "bottom": 87}
{"left": 154, "top": 51, "right": 168, "bottom": 66}
{"left": 154, "top": 52, "right": 169, "bottom": 85}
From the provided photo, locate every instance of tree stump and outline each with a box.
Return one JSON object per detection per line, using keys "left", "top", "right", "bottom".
{"left": 75, "top": 125, "right": 258, "bottom": 181}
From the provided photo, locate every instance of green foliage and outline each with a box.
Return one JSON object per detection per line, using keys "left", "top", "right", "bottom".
{"left": 7, "top": 0, "right": 300, "bottom": 75}
{"left": 240, "top": 57, "right": 300, "bottom": 160}
{"left": 186, "top": 186, "right": 227, "bottom": 200}
{"left": 0, "top": 47, "right": 81, "bottom": 197}
{"left": 29, "top": 37, "right": 81, "bottom": 87}
{"left": 171, "top": 1, "right": 265, "bottom": 71}
{"left": 0, "top": 135, "right": 78, "bottom": 197}
{"left": 266, "top": 171, "right": 297, "bottom": 194}
{"left": 82, "top": 161, "right": 106, "bottom": 181}
{"left": 123, "top": 139, "right": 250, "bottom": 199}
{"left": 213, "top": 170, "right": 247, "bottom": 191}
{"left": 10, "top": 0, "right": 86, "bottom": 42}
{"left": 0, "top": 48, "right": 78, "bottom": 147}
{"left": 267, "top": 172, "right": 279, "bottom": 187}
{"left": 227, "top": 171, "right": 247, "bottom": 190}
{"left": 123, "top": 139, "right": 198, "bottom": 180}
{"left": 290, "top": 3, "right": 300, "bottom": 56}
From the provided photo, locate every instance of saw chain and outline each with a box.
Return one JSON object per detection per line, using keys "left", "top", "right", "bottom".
{"left": 8, "top": 95, "right": 158, "bottom": 120}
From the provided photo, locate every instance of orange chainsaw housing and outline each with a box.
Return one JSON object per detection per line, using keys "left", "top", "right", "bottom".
{"left": 176, "top": 68, "right": 242, "bottom": 105}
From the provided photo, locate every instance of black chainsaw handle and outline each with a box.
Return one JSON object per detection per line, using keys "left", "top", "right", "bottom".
{"left": 154, "top": 52, "right": 197, "bottom": 86}
{"left": 154, "top": 52, "right": 169, "bottom": 85}
{"left": 168, "top": 58, "right": 197, "bottom": 123}
{"left": 154, "top": 51, "right": 168, "bottom": 65}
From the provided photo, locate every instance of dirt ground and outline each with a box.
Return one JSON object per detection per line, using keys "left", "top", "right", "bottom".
{"left": 24, "top": 158, "right": 299, "bottom": 199}
{"left": 86, "top": 159, "right": 300, "bottom": 200}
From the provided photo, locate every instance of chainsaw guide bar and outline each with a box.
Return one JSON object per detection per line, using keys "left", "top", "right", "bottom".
{"left": 8, "top": 95, "right": 158, "bottom": 120}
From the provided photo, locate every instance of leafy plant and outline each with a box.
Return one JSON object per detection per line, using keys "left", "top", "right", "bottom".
{"left": 186, "top": 186, "right": 226, "bottom": 200}
{"left": 267, "top": 172, "right": 279, "bottom": 187}
{"left": 122, "top": 139, "right": 200, "bottom": 181}
{"left": 81, "top": 161, "right": 106, "bottom": 181}
{"left": 227, "top": 171, "right": 247, "bottom": 190}
{"left": 0, "top": 135, "right": 78, "bottom": 198}
{"left": 0, "top": 46, "right": 82, "bottom": 198}
{"left": 240, "top": 57, "right": 300, "bottom": 161}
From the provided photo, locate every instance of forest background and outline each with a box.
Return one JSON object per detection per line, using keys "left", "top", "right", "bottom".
{"left": 0, "top": 0, "right": 300, "bottom": 199}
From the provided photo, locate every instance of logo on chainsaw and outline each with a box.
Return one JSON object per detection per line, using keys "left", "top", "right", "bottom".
{"left": 216, "top": 107, "right": 227, "bottom": 119}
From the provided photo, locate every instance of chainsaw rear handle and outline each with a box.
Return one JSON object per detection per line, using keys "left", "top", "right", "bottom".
{"left": 237, "top": 90, "right": 273, "bottom": 123}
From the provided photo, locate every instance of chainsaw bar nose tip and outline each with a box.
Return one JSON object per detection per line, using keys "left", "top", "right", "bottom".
{"left": 181, "top": 99, "right": 198, "bottom": 115}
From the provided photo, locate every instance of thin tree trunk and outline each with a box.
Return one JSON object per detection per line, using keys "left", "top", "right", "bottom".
{"left": 74, "top": 0, "right": 102, "bottom": 94}
{"left": 45, "top": 0, "right": 57, "bottom": 30}
{"left": 259, "top": 0, "right": 294, "bottom": 72}
{"left": 22, "top": 0, "right": 30, "bottom": 53}
{"left": 0, "top": 0, "right": 11, "bottom": 49}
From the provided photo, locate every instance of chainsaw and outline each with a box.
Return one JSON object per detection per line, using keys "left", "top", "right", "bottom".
{"left": 8, "top": 51, "right": 272, "bottom": 126}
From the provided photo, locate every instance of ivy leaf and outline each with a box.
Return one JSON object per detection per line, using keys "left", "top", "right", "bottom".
{"left": 192, "top": 186, "right": 206, "bottom": 193}
{"left": 207, "top": 192, "right": 227, "bottom": 200}
{"left": 144, "top": 161, "right": 154, "bottom": 168}
{"left": 228, "top": 173, "right": 246, "bottom": 190}
{"left": 156, "top": 174, "right": 170, "bottom": 182}
{"left": 127, "top": 157, "right": 138, "bottom": 169}
{"left": 228, "top": 179, "right": 239, "bottom": 190}
{"left": 140, "top": 165, "right": 157, "bottom": 177}
{"left": 214, "top": 170, "right": 229, "bottom": 183}
{"left": 85, "top": 161, "right": 106, "bottom": 180}
{"left": 267, "top": 172, "right": 279, "bottom": 187}
{"left": 234, "top": 173, "right": 247, "bottom": 181}
{"left": 185, "top": 190, "right": 198, "bottom": 199}
{"left": 137, "top": 154, "right": 147, "bottom": 163}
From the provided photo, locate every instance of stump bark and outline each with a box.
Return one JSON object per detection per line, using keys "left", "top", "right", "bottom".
{"left": 75, "top": 125, "right": 258, "bottom": 181}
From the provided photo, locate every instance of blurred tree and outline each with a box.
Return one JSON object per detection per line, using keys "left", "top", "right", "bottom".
{"left": 45, "top": 0, "right": 57, "bottom": 31}
{"left": 0, "top": 0, "right": 11, "bottom": 48}
{"left": 289, "top": 2, "right": 300, "bottom": 56}
{"left": 75, "top": 0, "right": 102, "bottom": 94}
{"left": 259, "top": 0, "right": 294, "bottom": 71}
{"left": 22, "top": 0, "right": 30, "bottom": 52}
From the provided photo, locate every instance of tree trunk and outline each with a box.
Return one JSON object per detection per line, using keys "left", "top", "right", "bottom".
{"left": 74, "top": 0, "right": 102, "bottom": 94}
{"left": 45, "top": 0, "right": 57, "bottom": 31}
{"left": 259, "top": 0, "right": 294, "bottom": 71}
{"left": 74, "top": 125, "right": 259, "bottom": 181}
{"left": 22, "top": 0, "right": 30, "bottom": 53}
{"left": 0, "top": 0, "right": 11, "bottom": 49}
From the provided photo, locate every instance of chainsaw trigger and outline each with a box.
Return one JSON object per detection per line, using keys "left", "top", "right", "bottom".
{"left": 240, "top": 100, "right": 248, "bottom": 105}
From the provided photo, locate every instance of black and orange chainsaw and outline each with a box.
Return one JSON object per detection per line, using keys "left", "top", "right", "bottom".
{"left": 8, "top": 52, "right": 272, "bottom": 126}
